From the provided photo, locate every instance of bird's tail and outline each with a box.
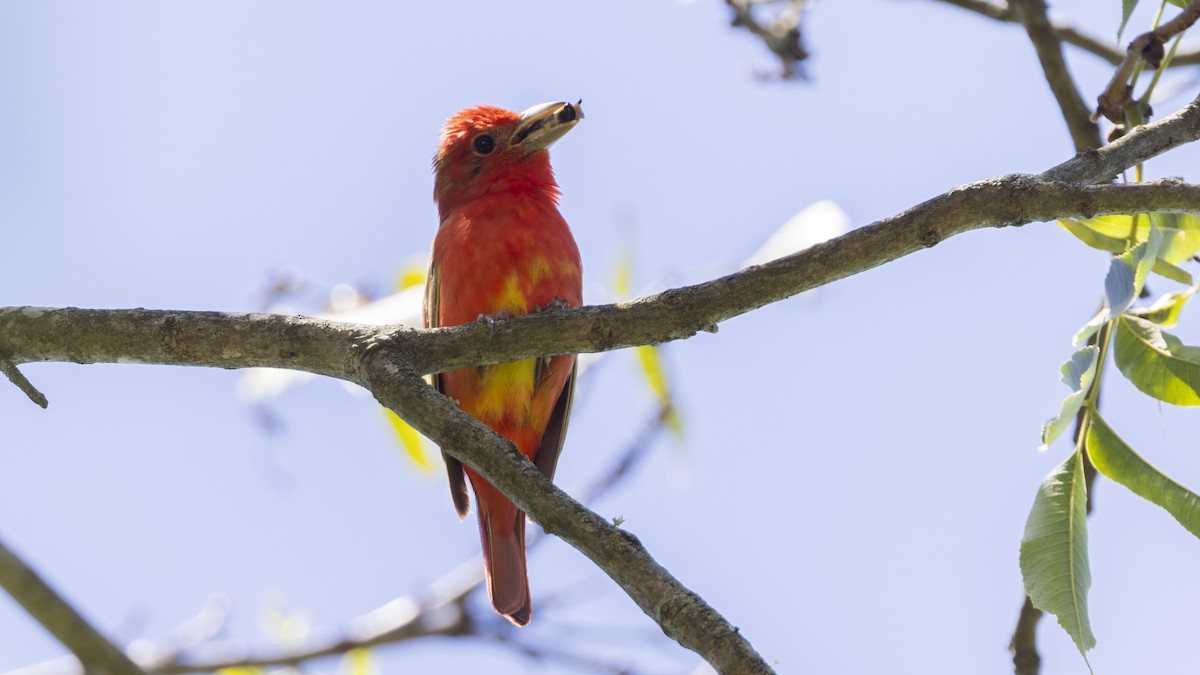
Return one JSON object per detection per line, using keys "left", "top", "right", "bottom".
{"left": 477, "top": 499, "right": 531, "bottom": 626}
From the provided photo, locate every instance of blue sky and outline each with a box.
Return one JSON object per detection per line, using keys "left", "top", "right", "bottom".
{"left": 2, "top": 1, "right": 1199, "bottom": 674}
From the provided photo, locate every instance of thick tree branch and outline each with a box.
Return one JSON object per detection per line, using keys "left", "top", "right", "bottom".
{"left": 932, "top": 0, "right": 1200, "bottom": 66}
{"left": 6, "top": 181, "right": 1200, "bottom": 385}
{"left": 0, "top": 535, "right": 146, "bottom": 675}
{"left": 3, "top": 93, "right": 1200, "bottom": 675}
{"left": 3, "top": 94, "right": 1199, "bottom": 381}
{"left": 357, "top": 364, "right": 771, "bottom": 673}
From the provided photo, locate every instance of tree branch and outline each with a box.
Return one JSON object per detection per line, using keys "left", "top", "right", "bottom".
{"left": 3, "top": 92, "right": 1200, "bottom": 675}
{"left": 1096, "top": 0, "right": 1200, "bottom": 123}
{"left": 0, "top": 356, "right": 48, "bottom": 408}
{"left": 1009, "top": 0, "right": 1103, "bottom": 151}
{"left": 932, "top": 0, "right": 1200, "bottom": 66}
{"left": 0, "top": 535, "right": 147, "bottom": 675}
{"left": 3, "top": 93, "right": 1200, "bottom": 380}
{"left": 725, "top": 0, "right": 810, "bottom": 79}
{"left": 6, "top": 407, "right": 674, "bottom": 675}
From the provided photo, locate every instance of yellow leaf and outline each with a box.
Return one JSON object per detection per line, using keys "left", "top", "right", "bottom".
{"left": 614, "top": 248, "right": 634, "bottom": 298}
{"left": 396, "top": 264, "right": 427, "bottom": 291}
{"left": 342, "top": 648, "right": 375, "bottom": 675}
{"left": 384, "top": 408, "right": 434, "bottom": 472}
{"left": 636, "top": 345, "right": 669, "bottom": 403}
{"left": 636, "top": 345, "right": 682, "bottom": 437}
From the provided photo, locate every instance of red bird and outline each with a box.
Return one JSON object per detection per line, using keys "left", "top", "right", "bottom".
{"left": 425, "top": 101, "right": 584, "bottom": 625}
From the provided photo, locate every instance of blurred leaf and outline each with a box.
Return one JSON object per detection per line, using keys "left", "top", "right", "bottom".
{"left": 1167, "top": 0, "right": 1189, "bottom": 8}
{"left": 397, "top": 263, "right": 427, "bottom": 291}
{"left": 342, "top": 648, "right": 376, "bottom": 675}
{"left": 1105, "top": 224, "right": 1161, "bottom": 313}
{"left": 636, "top": 345, "right": 682, "bottom": 437}
{"left": 1020, "top": 451, "right": 1096, "bottom": 658}
{"left": 742, "top": 200, "right": 851, "bottom": 268}
{"left": 1087, "top": 412, "right": 1200, "bottom": 538}
{"left": 1040, "top": 346, "right": 1100, "bottom": 452}
{"left": 217, "top": 669, "right": 263, "bottom": 675}
{"left": 616, "top": 246, "right": 683, "bottom": 437}
{"left": 264, "top": 606, "right": 310, "bottom": 648}
{"left": 1114, "top": 314, "right": 1200, "bottom": 405}
{"left": 1138, "top": 284, "right": 1199, "bottom": 326}
{"left": 384, "top": 408, "right": 434, "bottom": 471}
{"left": 615, "top": 247, "right": 634, "bottom": 297}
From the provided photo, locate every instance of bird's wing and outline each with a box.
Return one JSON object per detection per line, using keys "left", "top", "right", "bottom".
{"left": 534, "top": 360, "right": 577, "bottom": 482}
{"left": 426, "top": 261, "right": 471, "bottom": 518}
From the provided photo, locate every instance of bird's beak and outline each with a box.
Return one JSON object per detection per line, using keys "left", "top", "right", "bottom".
{"left": 509, "top": 100, "right": 584, "bottom": 154}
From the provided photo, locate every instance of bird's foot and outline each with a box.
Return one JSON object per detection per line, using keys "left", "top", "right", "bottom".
{"left": 475, "top": 311, "right": 514, "bottom": 325}
{"left": 474, "top": 311, "right": 513, "bottom": 335}
{"left": 533, "top": 297, "right": 571, "bottom": 313}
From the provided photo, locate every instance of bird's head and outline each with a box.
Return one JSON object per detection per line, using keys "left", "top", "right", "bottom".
{"left": 433, "top": 101, "right": 583, "bottom": 219}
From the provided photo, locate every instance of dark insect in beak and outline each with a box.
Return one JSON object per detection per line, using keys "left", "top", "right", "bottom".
{"left": 557, "top": 102, "right": 580, "bottom": 124}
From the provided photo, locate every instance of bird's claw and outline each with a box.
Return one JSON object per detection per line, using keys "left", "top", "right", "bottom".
{"left": 532, "top": 297, "right": 571, "bottom": 313}
{"left": 475, "top": 311, "right": 513, "bottom": 331}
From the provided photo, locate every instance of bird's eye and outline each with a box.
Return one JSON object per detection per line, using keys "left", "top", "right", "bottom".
{"left": 472, "top": 134, "right": 496, "bottom": 155}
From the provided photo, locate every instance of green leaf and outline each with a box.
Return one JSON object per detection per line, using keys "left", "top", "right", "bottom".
{"left": 1153, "top": 213, "right": 1200, "bottom": 264}
{"left": 1020, "top": 451, "right": 1096, "bottom": 657}
{"left": 1072, "top": 308, "right": 1109, "bottom": 346}
{"left": 1134, "top": 224, "right": 1162, "bottom": 295}
{"left": 1119, "top": 0, "right": 1139, "bottom": 40}
{"left": 1105, "top": 224, "right": 1162, "bottom": 313}
{"left": 1152, "top": 257, "right": 1194, "bottom": 285}
{"left": 1087, "top": 412, "right": 1200, "bottom": 539}
{"left": 1114, "top": 315, "right": 1200, "bottom": 405}
{"left": 1060, "top": 214, "right": 1200, "bottom": 280}
{"left": 1167, "top": 0, "right": 1189, "bottom": 8}
{"left": 1040, "top": 346, "right": 1100, "bottom": 452}
{"left": 1138, "top": 284, "right": 1198, "bottom": 326}
{"left": 1107, "top": 257, "right": 1137, "bottom": 313}
{"left": 1059, "top": 217, "right": 1129, "bottom": 254}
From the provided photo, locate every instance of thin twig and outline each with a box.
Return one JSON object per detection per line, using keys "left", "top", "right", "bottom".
{"left": 0, "top": 356, "right": 48, "bottom": 408}
{"left": 726, "top": 0, "right": 810, "bottom": 79}
{"left": 1096, "top": 0, "right": 1200, "bottom": 123}
{"left": 932, "top": 0, "right": 1200, "bottom": 66}
{"left": 0, "top": 535, "right": 147, "bottom": 675}
{"left": 1009, "top": 0, "right": 1103, "bottom": 151}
